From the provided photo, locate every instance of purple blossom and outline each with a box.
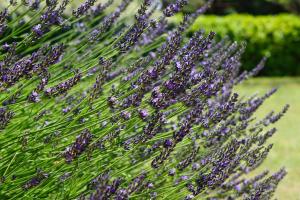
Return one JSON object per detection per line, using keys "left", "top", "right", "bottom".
{"left": 169, "top": 168, "right": 176, "bottom": 176}
{"left": 139, "top": 109, "right": 149, "bottom": 120}
{"left": 91, "top": 0, "right": 114, "bottom": 16}
{"left": 116, "top": 0, "right": 152, "bottom": 51}
{"left": 64, "top": 129, "right": 93, "bottom": 163}
{"left": 73, "top": 0, "right": 97, "bottom": 18}
{"left": 0, "top": 9, "right": 8, "bottom": 35}
{"left": 163, "top": 0, "right": 188, "bottom": 17}
{"left": 28, "top": 90, "right": 41, "bottom": 103}
{"left": 0, "top": 107, "right": 14, "bottom": 129}
{"left": 45, "top": 71, "right": 81, "bottom": 97}
{"left": 120, "top": 111, "right": 131, "bottom": 120}
{"left": 163, "top": 139, "right": 173, "bottom": 148}
{"left": 32, "top": 24, "right": 43, "bottom": 36}
{"left": 23, "top": 169, "right": 49, "bottom": 190}
{"left": 89, "top": 0, "right": 131, "bottom": 41}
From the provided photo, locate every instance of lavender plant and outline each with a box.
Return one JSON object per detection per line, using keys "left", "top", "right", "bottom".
{"left": 0, "top": 0, "right": 289, "bottom": 199}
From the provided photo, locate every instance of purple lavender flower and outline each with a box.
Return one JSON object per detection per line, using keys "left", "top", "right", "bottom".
{"left": 28, "top": 90, "right": 41, "bottom": 103}
{"left": 32, "top": 24, "right": 43, "bottom": 36}
{"left": 169, "top": 168, "right": 176, "bottom": 176}
{"left": 89, "top": 0, "right": 131, "bottom": 41}
{"left": 163, "top": 139, "right": 173, "bottom": 148}
{"left": 163, "top": 0, "right": 188, "bottom": 17}
{"left": 116, "top": 0, "right": 152, "bottom": 51}
{"left": 64, "top": 129, "right": 93, "bottom": 163}
{"left": 185, "top": 194, "right": 195, "bottom": 200}
{"left": 0, "top": 107, "right": 14, "bottom": 129}
{"left": 30, "top": 0, "right": 41, "bottom": 10}
{"left": 120, "top": 110, "right": 131, "bottom": 120}
{"left": 192, "top": 163, "right": 200, "bottom": 171}
{"left": 73, "top": 0, "right": 97, "bottom": 18}
{"left": 2, "top": 43, "right": 10, "bottom": 52}
{"left": 45, "top": 71, "right": 81, "bottom": 97}
{"left": 107, "top": 96, "right": 119, "bottom": 108}
{"left": 0, "top": 9, "right": 8, "bottom": 35}
{"left": 91, "top": 0, "right": 114, "bottom": 16}
{"left": 22, "top": 169, "right": 49, "bottom": 190}
{"left": 139, "top": 109, "right": 149, "bottom": 120}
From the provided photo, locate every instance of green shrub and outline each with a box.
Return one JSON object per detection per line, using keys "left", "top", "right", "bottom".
{"left": 268, "top": 0, "right": 300, "bottom": 13}
{"left": 188, "top": 14, "right": 300, "bottom": 76}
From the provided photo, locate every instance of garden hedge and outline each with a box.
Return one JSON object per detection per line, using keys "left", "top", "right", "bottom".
{"left": 188, "top": 14, "right": 300, "bottom": 76}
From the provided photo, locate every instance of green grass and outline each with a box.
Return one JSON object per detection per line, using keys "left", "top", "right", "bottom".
{"left": 237, "top": 77, "right": 300, "bottom": 199}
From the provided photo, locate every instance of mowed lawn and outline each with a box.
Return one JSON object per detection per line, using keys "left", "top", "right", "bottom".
{"left": 236, "top": 77, "right": 300, "bottom": 199}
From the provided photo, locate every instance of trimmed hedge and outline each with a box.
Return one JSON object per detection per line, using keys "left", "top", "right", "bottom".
{"left": 268, "top": 0, "right": 300, "bottom": 13}
{"left": 189, "top": 14, "right": 300, "bottom": 76}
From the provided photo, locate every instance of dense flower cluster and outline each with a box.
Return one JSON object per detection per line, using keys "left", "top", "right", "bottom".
{"left": 0, "top": 0, "right": 289, "bottom": 199}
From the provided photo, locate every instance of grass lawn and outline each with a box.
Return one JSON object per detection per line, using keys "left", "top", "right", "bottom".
{"left": 237, "top": 77, "right": 300, "bottom": 199}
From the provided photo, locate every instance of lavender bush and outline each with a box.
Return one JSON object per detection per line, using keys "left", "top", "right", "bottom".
{"left": 0, "top": 0, "right": 289, "bottom": 199}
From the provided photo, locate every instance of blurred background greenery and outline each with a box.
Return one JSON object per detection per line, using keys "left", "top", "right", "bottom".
{"left": 163, "top": 0, "right": 300, "bottom": 14}
{"left": 166, "top": 0, "right": 300, "bottom": 76}
{"left": 190, "top": 14, "right": 300, "bottom": 76}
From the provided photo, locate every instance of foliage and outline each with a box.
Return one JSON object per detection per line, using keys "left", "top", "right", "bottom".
{"left": 0, "top": 0, "right": 289, "bottom": 199}
{"left": 268, "top": 0, "right": 300, "bottom": 14}
{"left": 189, "top": 14, "right": 300, "bottom": 76}
{"left": 163, "top": 0, "right": 288, "bottom": 15}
